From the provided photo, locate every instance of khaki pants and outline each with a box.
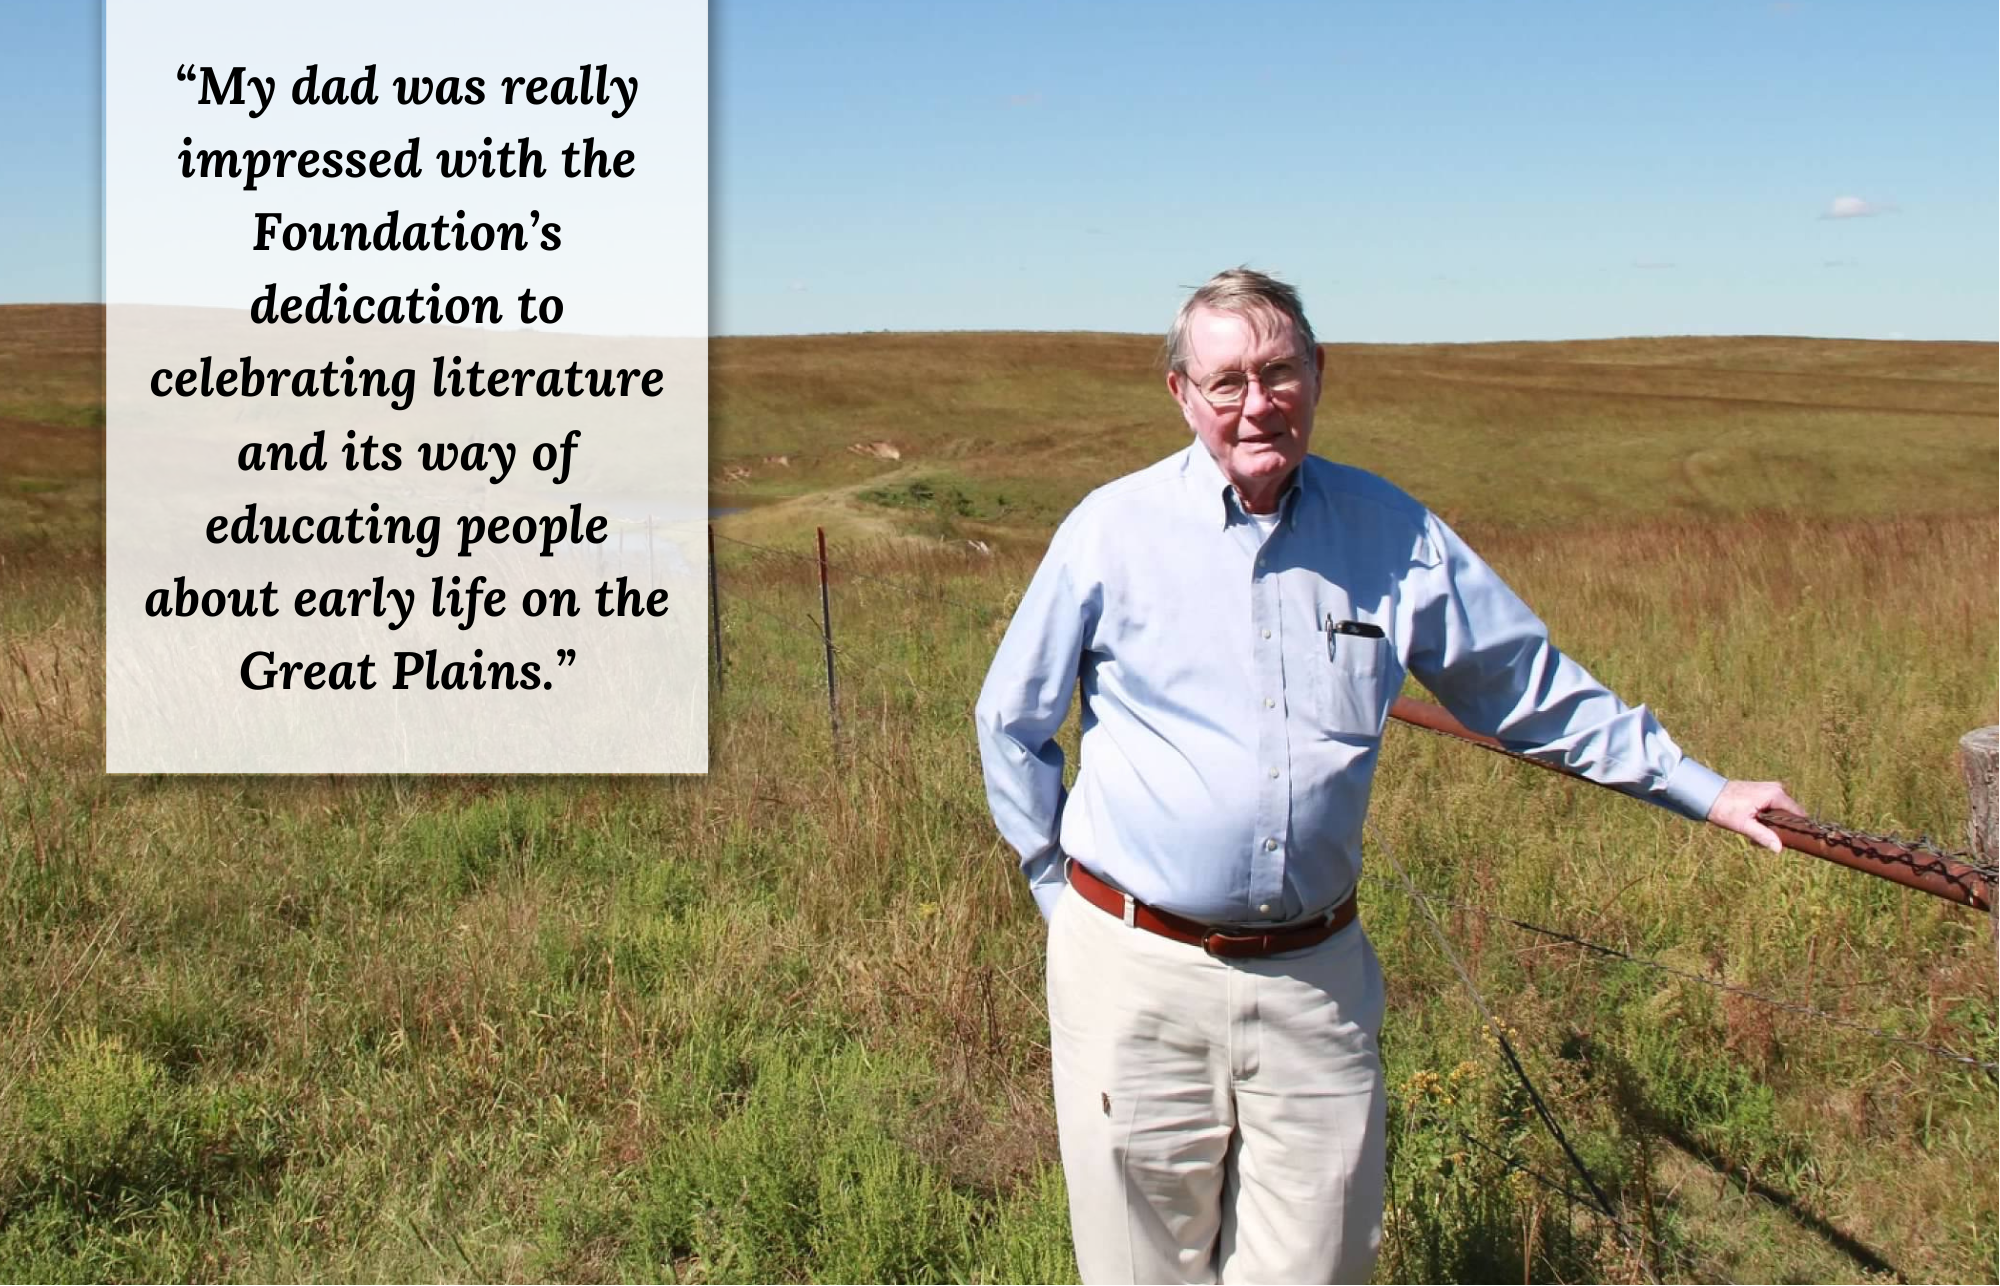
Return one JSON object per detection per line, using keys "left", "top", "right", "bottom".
{"left": 1045, "top": 884, "right": 1387, "bottom": 1285}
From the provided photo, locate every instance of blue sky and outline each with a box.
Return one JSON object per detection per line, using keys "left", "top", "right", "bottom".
{"left": 5, "top": 0, "right": 1994, "bottom": 339}
{"left": 0, "top": 0, "right": 98, "bottom": 306}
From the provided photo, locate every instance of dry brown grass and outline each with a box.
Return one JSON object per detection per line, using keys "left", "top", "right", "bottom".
{"left": 1, "top": 306, "right": 1992, "bottom": 1281}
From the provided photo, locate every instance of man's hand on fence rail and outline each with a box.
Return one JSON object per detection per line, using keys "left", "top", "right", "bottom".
{"left": 1705, "top": 779, "right": 1805, "bottom": 853}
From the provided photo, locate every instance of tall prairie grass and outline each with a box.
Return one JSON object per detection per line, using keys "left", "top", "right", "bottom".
{"left": 2, "top": 310, "right": 1994, "bottom": 1281}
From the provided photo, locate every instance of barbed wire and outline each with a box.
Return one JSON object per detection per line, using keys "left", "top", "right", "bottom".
{"left": 711, "top": 530, "right": 1002, "bottom": 618}
{"left": 1367, "top": 823, "right": 1651, "bottom": 1274}
{"left": 1786, "top": 812, "right": 1999, "bottom": 885}
{"left": 719, "top": 587, "right": 944, "bottom": 701}
{"left": 1453, "top": 1127, "right": 1588, "bottom": 1207}
{"left": 707, "top": 531, "right": 824, "bottom": 581}
{"left": 1406, "top": 890, "right": 1999, "bottom": 1075}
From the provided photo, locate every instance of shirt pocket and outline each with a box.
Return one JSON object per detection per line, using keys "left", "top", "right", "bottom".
{"left": 1310, "top": 629, "right": 1396, "bottom": 739}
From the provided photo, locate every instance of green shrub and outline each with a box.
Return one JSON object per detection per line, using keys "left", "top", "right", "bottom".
{"left": 2, "top": 1029, "right": 286, "bottom": 1226}
{"left": 631, "top": 1034, "right": 979, "bottom": 1282}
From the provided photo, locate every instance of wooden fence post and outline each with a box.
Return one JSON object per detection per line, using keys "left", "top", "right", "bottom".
{"left": 817, "top": 526, "right": 839, "bottom": 742}
{"left": 1960, "top": 726, "right": 1997, "bottom": 866}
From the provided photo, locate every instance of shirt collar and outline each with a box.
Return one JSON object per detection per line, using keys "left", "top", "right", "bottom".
{"left": 1181, "top": 441, "right": 1307, "bottom": 530}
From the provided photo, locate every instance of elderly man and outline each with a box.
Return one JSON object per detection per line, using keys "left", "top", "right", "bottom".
{"left": 974, "top": 268, "right": 1800, "bottom": 1284}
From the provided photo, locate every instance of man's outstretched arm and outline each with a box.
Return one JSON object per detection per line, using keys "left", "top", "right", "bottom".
{"left": 1407, "top": 511, "right": 1801, "bottom": 832}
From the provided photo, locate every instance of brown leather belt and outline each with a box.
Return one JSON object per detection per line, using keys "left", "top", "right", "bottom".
{"left": 1066, "top": 859, "right": 1358, "bottom": 959}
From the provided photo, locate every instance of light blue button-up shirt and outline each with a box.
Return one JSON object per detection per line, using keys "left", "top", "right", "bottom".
{"left": 975, "top": 443, "right": 1726, "bottom": 924}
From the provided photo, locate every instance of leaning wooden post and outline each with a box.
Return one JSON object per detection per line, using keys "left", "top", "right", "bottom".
{"left": 707, "top": 524, "right": 724, "bottom": 691}
{"left": 816, "top": 526, "right": 839, "bottom": 742}
{"left": 1961, "top": 726, "right": 1997, "bottom": 868}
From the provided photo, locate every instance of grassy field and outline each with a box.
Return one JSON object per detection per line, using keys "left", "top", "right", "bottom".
{"left": 3, "top": 304, "right": 1996, "bottom": 1281}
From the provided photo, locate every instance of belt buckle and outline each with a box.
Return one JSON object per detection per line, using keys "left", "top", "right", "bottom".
{"left": 1201, "top": 929, "right": 1263, "bottom": 958}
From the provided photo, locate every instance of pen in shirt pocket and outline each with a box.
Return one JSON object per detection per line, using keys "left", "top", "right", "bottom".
{"left": 1324, "top": 614, "right": 1385, "bottom": 659}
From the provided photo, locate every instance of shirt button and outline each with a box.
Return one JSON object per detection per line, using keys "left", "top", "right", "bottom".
{"left": 1261, "top": 628, "right": 1272, "bottom": 640}
{"left": 1259, "top": 903, "right": 1271, "bottom": 915}
{"left": 1264, "top": 697, "right": 1275, "bottom": 709}
{"left": 1267, "top": 767, "right": 1279, "bottom": 779}
{"left": 1264, "top": 838, "right": 1278, "bottom": 851}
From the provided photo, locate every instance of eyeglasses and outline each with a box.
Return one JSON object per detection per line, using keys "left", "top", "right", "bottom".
{"left": 1184, "top": 357, "right": 1310, "bottom": 407}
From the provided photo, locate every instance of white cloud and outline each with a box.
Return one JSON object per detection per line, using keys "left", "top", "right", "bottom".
{"left": 1823, "top": 195, "right": 1897, "bottom": 219}
{"left": 1632, "top": 260, "right": 1676, "bottom": 270}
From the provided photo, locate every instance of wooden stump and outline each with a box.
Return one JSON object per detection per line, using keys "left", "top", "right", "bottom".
{"left": 1960, "top": 726, "right": 1998, "bottom": 864}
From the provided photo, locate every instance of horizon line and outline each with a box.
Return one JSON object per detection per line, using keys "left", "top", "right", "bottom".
{"left": 3, "top": 304, "right": 1994, "bottom": 347}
